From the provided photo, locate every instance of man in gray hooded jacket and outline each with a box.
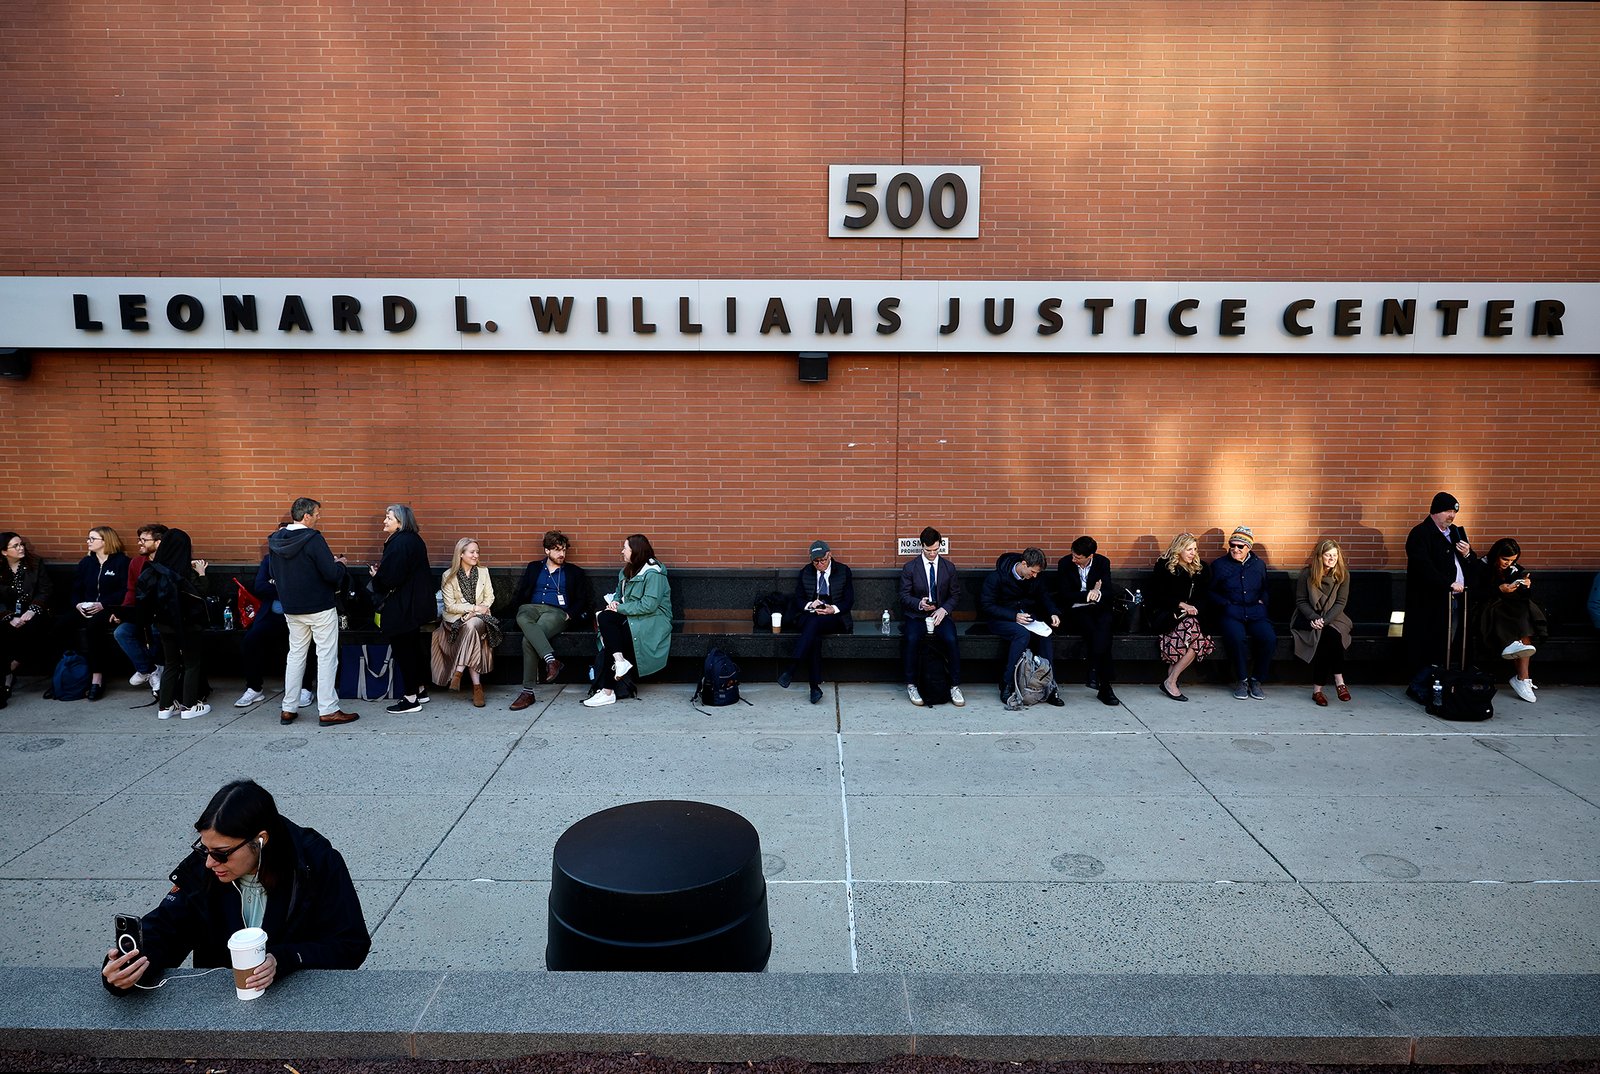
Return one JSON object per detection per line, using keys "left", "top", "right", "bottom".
{"left": 267, "top": 498, "right": 357, "bottom": 727}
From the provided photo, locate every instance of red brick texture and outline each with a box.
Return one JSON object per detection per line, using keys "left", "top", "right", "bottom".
{"left": 0, "top": 2, "right": 1596, "bottom": 569}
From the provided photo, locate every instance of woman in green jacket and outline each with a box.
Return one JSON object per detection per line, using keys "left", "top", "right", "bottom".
{"left": 582, "top": 534, "right": 671, "bottom": 707}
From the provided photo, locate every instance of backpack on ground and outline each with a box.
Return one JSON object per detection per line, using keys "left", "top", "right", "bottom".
{"left": 915, "top": 640, "right": 953, "bottom": 707}
{"left": 693, "top": 648, "right": 751, "bottom": 712}
{"left": 1420, "top": 590, "right": 1495, "bottom": 722}
{"left": 51, "top": 650, "right": 91, "bottom": 701}
{"left": 1005, "top": 651, "right": 1057, "bottom": 710}
{"left": 336, "top": 643, "right": 407, "bottom": 700}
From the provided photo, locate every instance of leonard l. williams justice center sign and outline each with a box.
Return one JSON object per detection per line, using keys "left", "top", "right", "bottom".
{"left": 0, "top": 278, "right": 1594, "bottom": 355}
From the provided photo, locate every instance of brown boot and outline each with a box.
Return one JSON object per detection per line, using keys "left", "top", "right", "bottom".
{"left": 449, "top": 670, "right": 462, "bottom": 692}
{"left": 472, "top": 683, "right": 485, "bottom": 708}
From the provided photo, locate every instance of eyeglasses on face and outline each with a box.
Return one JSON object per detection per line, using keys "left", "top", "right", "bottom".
{"left": 191, "top": 836, "right": 252, "bottom": 863}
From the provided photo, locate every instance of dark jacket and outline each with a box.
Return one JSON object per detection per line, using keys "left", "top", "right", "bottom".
{"left": 1404, "top": 516, "right": 1479, "bottom": 666}
{"left": 509, "top": 559, "right": 594, "bottom": 627}
{"left": 267, "top": 526, "right": 344, "bottom": 615}
{"left": 73, "top": 553, "right": 130, "bottom": 607}
{"left": 1, "top": 557, "right": 51, "bottom": 621}
{"left": 1210, "top": 552, "right": 1270, "bottom": 622}
{"left": 794, "top": 559, "right": 855, "bottom": 629}
{"left": 1146, "top": 557, "right": 1212, "bottom": 635}
{"left": 105, "top": 818, "right": 370, "bottom": 993}
{"left": 899, "top": 555, "right": 961, "bottom": 618}
{"left": 1056, "top": 552, "right": 1112, "bottom": 613}
{"left": 133, "top": 529, "right": 206, "bottom": 631}
{"left": 980, "top": 553, "right": 1059, "bottom": 624}
{"left": 371, "top": 529, "right": 434, "bottom": 634}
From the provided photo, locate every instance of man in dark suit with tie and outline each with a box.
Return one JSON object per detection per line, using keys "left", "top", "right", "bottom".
{"left": 1057, "top": 535, "right": 1120, "bottom": 706}
{"left": 898, "top": 526, "right": 965, "bottom": 707}
{"left": 778, "top": 540, "right": 854, "bottom": 705}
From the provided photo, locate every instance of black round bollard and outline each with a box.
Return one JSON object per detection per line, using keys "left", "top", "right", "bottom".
{"left": 546, "top": 800, "right": 772, "bottom": 971}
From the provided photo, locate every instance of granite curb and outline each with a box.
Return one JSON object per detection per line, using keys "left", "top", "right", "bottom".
{"left": 2, "top": 969, "right": 1596, "bottom": 1064}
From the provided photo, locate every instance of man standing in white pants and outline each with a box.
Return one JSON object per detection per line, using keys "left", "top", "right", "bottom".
{"left": 267, "top": 498, "right": 358, "bottom": 727}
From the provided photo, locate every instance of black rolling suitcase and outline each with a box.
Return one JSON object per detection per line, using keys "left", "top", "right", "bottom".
{"left": 1423, "top": 591, "right": 1495, "bottom": 721}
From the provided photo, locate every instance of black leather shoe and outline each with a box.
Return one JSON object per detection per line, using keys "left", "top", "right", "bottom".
{"left": 1045, "top": 692, "right": 1066, "bottom": 707}
{"left": 778, "top": 670, "right": 792, "bottom": 689}
{"left": 1098, "top": 686, "right": 1120, "bottom": 707}
{"left": 809, "top": 685, "right": 823, "bottom": 704}
{"left": 87, "top": 683, "right": 105, "bottom": 701}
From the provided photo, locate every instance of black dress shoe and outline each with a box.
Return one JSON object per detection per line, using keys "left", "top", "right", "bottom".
{"left": 87, "top": 683, "right": 105, "bottom": 701}
{"left": 1045, "top": 692, "right": 1066, "bottom": 707}
{"left": 809, "top": 685, "right": 823, "bottom": 704}
{"left": 1098, "top": 686, "right": 1120, "bottom": 707}
{"left": 778, "top": 670, "right": 792, "bottom": 689}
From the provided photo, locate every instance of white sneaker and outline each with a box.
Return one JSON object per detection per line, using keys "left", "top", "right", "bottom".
{"left": 157, "top": 705, "right": 177, "bottom": 720}
{"left": 1509, "top": 677, "right": 1535, "bottom": 703}
{"left": 613, "top": 656, "right": 634, "bottom": 679}
{"left": 129, "top": 671, "right": 152, "bottom": 687}
{"left": 949, "top": 686, "right": 966, "bottom": 707}
{"left": 234, "top": 688, "right": 266, "bottom": 707}
{"left": 150, "top": 667, "right": 164, "bottom": 693}
{"left": 1501, "top": 641, "right": 1536, "bottom": 658}
{"left": 907, "top": 684, "right": 925, "bottom": 706}
{"left": 298, "top": 688, "right": 314, "bottom": 708}
{"left": 581, "top": 689, "right": 616, "bottom": 707}
{"left": 180, "top": 703, "right": 211, "bottom": 720}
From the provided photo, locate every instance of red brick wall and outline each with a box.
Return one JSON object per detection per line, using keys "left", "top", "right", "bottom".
{"left": 1, "top": 2, "right": 1596, "bottom": 569}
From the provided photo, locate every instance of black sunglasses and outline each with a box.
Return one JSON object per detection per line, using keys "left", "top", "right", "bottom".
{"left": 191, "top": 836, "right": 252, "bottom": 863}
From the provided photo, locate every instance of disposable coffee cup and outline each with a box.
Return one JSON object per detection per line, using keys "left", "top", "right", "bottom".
{"left": 227, "top": 927, "right": 268, "bottom": 1000}
{"left": 770, "top": 612, "right": 782, "bottom": 633}
{"left": 924, "top": 617, "right": 936, "bottom": 634}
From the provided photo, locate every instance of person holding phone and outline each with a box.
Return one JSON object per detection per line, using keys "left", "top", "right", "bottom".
{"left": 581, "top": 533, "right": 671, "bottom": 708}
{"left": 102, "top": 780, "right": 370, "bottom": 993}
{"left": 1404, "top": 492, "right": 1479, "bottom": 705}
{"left": 1476, "top": 537, "right": 1547, "bottom": 703}
{"left": 778, "top": 539, "right": 854, "bottom": 705}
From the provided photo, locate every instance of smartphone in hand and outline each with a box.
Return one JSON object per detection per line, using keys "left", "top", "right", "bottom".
{"left": 114, "top": 914, "right": 142, "bottom": 956}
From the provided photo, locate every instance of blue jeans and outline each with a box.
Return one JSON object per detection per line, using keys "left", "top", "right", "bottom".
{"left": 113, "top": 620, "right": 156, "bottom": 675}
{"left": 903, "top": 617, "right": 960, "bottom": 686}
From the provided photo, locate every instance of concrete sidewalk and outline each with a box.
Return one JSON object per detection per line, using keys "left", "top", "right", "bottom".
{"left": 1, "top": 672, "right": 1596, "bottom": 1060}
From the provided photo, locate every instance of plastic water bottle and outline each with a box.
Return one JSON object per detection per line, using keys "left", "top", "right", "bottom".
{"left": 1133, "top": 588, "right": 1143, "bottom": 606}
{"left": 1431, "top": 678, "right": 1443, "bottom": 707}
{"left": 880, "top": 609, "right": 891, "bottom": 635}
{"left": 222, "top": 606, "right": 234, "bottom": 630}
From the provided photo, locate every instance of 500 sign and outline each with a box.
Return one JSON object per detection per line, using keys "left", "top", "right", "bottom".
{"left": 827, "top": 165, "right": 980, "bottom": 239}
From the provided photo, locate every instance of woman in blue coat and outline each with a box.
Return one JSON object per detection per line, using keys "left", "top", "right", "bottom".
{"left": 1210, "top": 525, "right": 1276, "bottom": 700}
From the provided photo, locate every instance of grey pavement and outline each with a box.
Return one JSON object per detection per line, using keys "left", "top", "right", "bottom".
{"left": 1, "top": 672, "right": 1597, "bottom": 1061}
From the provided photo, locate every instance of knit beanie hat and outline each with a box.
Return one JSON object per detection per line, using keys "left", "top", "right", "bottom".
{"left": 1430, "top": 492, "right": 1459, "bottom": 514}
{"left": 1228, "top": 525, "right": 1255, "bottom": 547}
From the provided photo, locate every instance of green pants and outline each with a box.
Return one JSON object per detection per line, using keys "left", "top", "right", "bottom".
{"left": 516, "top": 603, "right": 569, "bottom": 689}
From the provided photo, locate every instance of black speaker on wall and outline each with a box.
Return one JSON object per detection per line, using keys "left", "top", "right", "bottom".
{"left": 797, "top": 352, "right": 828, "bottom": 383}
{"left": 0, "top": 350, "right": 33, "bottom": 380}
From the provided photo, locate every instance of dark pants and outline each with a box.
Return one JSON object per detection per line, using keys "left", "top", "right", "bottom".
{"left": 241, "top": 610, "right": 290, "bottom": 690}
{"left": 593, "top": 609, "right": 638, "bottom": 691}
{"left": 1218, "top": 614, "right": 1276, "bottom": 682}
{"left": 903, "top": 617, "right": 960, "bottom": 685}
{"left": 387, "top": 631, "right": 428, "bottom": 701}
{"left": 1310, "top": 630, "right": 1345, "bottom": 683}
{"left": 0, "top": 616, "right": 47, "bottom": 676}
{"left": 77, "top": 609, "right": 121, "bottom": 675}
{"left": 1063, "top": 605, "right": 1114, "bottom": 685}
{"left": 990, "top": 620, "right": 1052, "bottom": 697}
{"left": 157, "top": 626, "right": 204, "bottom": 708}
{"left": 787, "top": 612, "right": 849, "bottom": 686}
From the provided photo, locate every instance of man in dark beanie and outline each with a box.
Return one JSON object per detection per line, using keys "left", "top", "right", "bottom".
{"left": 1403, "top": 491, "right": 1478, "bottom": 703}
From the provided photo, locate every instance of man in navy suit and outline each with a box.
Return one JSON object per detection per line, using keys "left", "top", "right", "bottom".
{"left": 778, "top": 540, "right": 854, "bottom": 705}
{"left": 1057, "top": 535, "right": 1120, "bottom": 706}
{"left": 898, "top": 526, "right": 964, "bottom": 707}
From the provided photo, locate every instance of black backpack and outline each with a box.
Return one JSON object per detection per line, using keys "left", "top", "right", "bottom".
{"left": 693, "top": 648, "right": 751, "bottom": 712}
{"left": 752, "top": 591, "right": 791, "bottom": 632}
{"left": 915, "top": 640, "right": 953, "bottom": 707}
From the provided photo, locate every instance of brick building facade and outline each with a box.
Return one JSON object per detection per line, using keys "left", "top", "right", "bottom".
{"left": 2, "top": 1, "right": 1596, "bottom": 571}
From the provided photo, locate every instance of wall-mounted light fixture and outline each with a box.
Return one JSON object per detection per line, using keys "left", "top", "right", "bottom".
{"left": 0, "top": 350, "right": 33, "bottom": 381}
{"left": 797, "top": 352, "right": 828, "bottom": 383}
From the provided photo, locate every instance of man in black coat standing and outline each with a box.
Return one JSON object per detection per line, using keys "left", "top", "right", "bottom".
{"left": 1404, "top": 491, "right": 1478, "bottom": 702}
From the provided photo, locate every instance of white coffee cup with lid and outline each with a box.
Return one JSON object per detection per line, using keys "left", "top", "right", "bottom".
{"left": 227, "top": 927, "right": 268, "bottom": 1000}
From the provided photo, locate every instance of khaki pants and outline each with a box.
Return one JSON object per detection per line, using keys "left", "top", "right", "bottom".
{"left": 516, "top": 603, "right": 568, "bottom": 689}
